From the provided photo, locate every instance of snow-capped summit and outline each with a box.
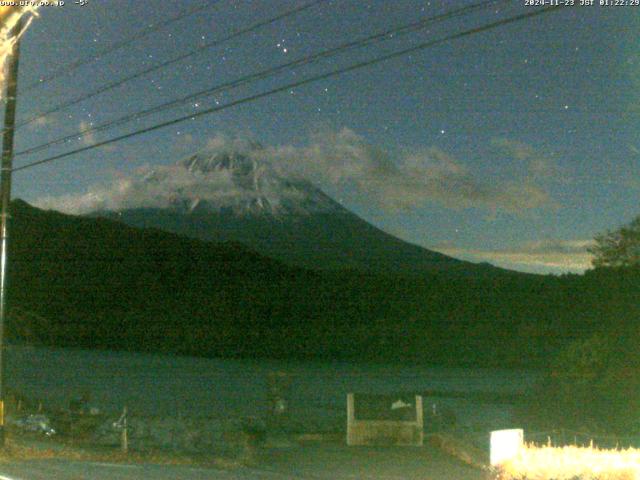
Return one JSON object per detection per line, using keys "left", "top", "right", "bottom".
{"left": 90, "top": 138, "right": 489, "bottom": 275}
{"left": 179, "top": 139, "right": 264, "bottom": 175}
{"left": 130, "top": 141, "right": 341, "bottom": 217}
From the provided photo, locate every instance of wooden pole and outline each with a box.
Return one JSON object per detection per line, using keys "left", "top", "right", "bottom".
{"left": 0, "top": 14, "right": 23, "bottom": 447}
{"left": 121, "top": 406, "right": 128, "bottom": 453}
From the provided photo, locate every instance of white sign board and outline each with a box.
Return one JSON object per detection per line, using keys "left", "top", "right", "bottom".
{"left": 490, "top": 428, "right": 523, "bottom": 466}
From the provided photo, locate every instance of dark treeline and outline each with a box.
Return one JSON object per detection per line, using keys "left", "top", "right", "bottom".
{"left": 6, "top": 200, "right": 639, "bottom": 369}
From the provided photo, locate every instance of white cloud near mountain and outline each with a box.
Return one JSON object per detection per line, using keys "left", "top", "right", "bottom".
{"left": 34, "top": 129, "right": 555, "bottom": 216}
{"left": 266, "top": 129, "right": 554, "bottom": 213}
{"left": 434, "top": 239, "right": 595, "bottom": 274}
{"left": 35, "top": 165, "right": 243, "bottom": 214}
{"left": 490, "top": 137, "right": 558, "bottom": 180}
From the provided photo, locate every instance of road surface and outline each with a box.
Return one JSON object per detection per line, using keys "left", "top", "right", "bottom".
{"left": 0, "top": 445, "right": 486, "bottom": 479}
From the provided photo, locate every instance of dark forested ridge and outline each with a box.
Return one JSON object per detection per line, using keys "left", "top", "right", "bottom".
{"left": 97, "top": 207, "right": 510, "bottom": 277}
{"left": 6, "top": 200, "right": 639, "bottom": 368}
{"left": 93, "top": 146, "right": 509, "bottom": 277}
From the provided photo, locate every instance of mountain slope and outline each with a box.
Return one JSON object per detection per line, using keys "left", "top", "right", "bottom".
{"left": 7, "top": 199, "right": 312, "bottom": 357}
{"left": 95, "top": 145, "right": 502, "bottom": 276}
{"left": 4, "top": 200, "right": 632, "bottom": 367}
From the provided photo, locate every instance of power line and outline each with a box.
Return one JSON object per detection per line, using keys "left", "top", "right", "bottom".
{"left": 15, "top": 4, "right": 562, "bottom": 172}
{"left": 13, "top": 0, "right": 327, "bottom": 133}
{"left": 16, "top": 0, "right": 507, "bottom": 158}
{"left": 13, "top": 5, "right": 564, "bottom": 174}
{"left": 21, "top": 1, "right": 223, "bottom": 93}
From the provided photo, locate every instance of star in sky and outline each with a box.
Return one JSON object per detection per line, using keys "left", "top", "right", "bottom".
{"left": 10, "top": 0, "right": 639, "bottom": 274}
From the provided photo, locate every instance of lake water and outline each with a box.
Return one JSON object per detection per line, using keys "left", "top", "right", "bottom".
{"left": 4, "top": 346, "right": 540, "bottom": 431}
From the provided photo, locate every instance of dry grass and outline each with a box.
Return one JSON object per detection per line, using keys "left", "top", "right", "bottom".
{"left": 0, "top": 436, "right": 213, "bottom": 468}
{"left": 427, "top": 433, "right": 488, "bottom": 470}
{"left": 0, "top": 411, "right": 266, "bottom": 471}
{"left": 495, "top": 443, "right": 640, "bottom": 480}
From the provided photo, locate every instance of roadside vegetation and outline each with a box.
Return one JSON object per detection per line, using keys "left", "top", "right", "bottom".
{"left": 7, "top": 200, "right": 640, "bottom": 371}
{"left": 494, "top": 443, "right": 640, "bottom": 480}
{"left": 520, "top": 214, "right": 640, "bottom": 437}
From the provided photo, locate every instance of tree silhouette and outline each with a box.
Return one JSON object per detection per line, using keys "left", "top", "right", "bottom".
{"left": 589, "top": 216, "right": 640, "bottom": 268}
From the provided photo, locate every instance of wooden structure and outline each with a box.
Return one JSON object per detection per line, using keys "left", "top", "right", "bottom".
{"left": 346, "top": 393, "right": 423, "bottom": 446}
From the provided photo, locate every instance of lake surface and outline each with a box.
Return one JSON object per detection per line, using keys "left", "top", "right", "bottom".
{"left": 4, "top": 346, "right": 540, "bottom": 430}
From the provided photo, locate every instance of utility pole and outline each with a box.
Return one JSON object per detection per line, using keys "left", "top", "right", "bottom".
{"left": 0, "top": 15, "right": 24, "bottom": 447}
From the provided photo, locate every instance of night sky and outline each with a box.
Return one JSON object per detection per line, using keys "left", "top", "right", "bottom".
{"left": 7, "top": 0, "right": 640, "bottom": 274}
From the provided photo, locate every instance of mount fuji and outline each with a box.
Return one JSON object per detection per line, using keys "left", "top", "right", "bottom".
{"left": 94, "top": 142, "right": 501, "bottom": 275}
